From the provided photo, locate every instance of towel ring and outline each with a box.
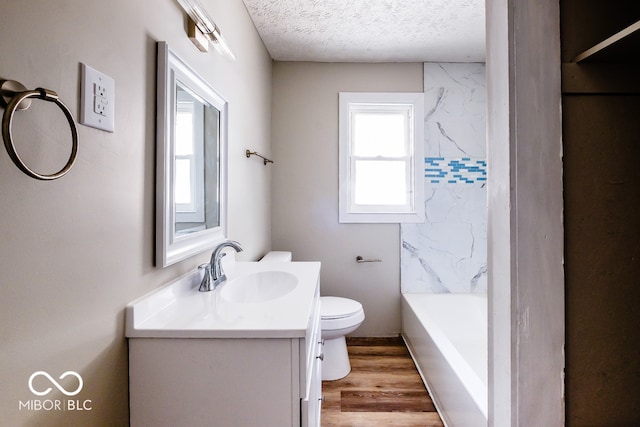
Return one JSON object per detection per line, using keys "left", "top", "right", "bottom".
{"left": 1, "top": 83, "right": 78, "bottom": 180}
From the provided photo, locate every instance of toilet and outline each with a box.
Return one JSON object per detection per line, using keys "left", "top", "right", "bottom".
{"left": 319, "top": 296, "right": 365, "bottom": 380}
{"left": 259, "top": 251, "right": 365, "bottom": 381}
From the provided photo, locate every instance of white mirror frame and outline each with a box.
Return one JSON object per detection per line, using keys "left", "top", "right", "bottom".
{"left": 156, "top": 41, "right": 228, "bottom": 267}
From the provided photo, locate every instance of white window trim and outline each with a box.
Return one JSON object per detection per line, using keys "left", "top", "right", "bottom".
{"left": 339, "top": 92, "right": 425, "bottom": 223}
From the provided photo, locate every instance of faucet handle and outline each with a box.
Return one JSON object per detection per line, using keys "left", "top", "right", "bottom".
{"left": 198, "top": 263, "right": 213, "bottom": 292}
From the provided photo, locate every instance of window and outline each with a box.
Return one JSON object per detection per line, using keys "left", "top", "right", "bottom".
{"left": 174, "top": 85, "right": 205, "bottom": 225}
{"left": 339, "top": 92, "right": 424, "bottom": 223}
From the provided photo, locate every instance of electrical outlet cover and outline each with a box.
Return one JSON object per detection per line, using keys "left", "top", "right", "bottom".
{"left": 80, "top": 63, "right": 114, "bottom": 132}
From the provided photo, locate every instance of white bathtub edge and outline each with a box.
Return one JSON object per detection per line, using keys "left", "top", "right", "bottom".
{"left": 402, "top": 333, "right": 451, "bottom": 427}
{"left": 401, "top": 294, "right": 488, "bottom": 427}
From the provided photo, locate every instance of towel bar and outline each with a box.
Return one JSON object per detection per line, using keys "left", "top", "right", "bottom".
{"left": 245, "top": 149, "right": 274, "bottom": 165}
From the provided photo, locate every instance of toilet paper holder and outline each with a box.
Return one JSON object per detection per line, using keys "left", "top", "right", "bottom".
{"left": 356, "top": 256, "right": 382, "bottom": 263}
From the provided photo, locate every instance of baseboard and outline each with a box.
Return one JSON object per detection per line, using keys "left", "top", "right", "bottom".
{"left": 346, "top": 335, "right": 404, "bottom": 346}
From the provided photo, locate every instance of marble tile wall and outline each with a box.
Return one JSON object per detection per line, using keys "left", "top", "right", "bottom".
{"left": 401, "top": 63, "right": 487, "bottom": 294}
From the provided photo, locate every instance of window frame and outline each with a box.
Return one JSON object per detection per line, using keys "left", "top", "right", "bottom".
{"left": 339, "top": 92, "right": 425, "bottom": 223}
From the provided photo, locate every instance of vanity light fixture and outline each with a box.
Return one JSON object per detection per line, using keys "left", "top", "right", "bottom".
{"left": 176, "top": 0, "right": 236, "bottom": 60}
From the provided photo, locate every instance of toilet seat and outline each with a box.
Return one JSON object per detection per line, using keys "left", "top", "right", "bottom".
{"left": 321, "top": 296, "right": 364, "bottom": 332}
{"left": 321, "top": 296, "right": 363, "bottom": 319}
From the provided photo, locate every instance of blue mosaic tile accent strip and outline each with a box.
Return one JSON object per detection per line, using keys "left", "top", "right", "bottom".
{"left": 425, "top": 157, "right": 487, "bottom": 184}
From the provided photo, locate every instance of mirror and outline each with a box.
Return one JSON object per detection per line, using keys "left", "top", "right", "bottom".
{"left": 156, "top": 41, "right": 227, "bottom": 267}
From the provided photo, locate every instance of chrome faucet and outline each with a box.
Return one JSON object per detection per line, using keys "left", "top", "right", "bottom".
{"left": 199, "top": 240, "right": 243, "bottom": 292}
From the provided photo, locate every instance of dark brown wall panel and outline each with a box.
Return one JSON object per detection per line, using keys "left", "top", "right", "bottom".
{"left": 563, "top": 95, "right": 640, "bottom": 425}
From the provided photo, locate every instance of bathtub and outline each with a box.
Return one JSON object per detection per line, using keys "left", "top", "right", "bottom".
{"left": 401, "top": 293, "right": 487, "bottom": 427}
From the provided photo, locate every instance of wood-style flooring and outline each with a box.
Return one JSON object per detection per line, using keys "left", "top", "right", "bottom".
{"left": 321, "top": 337, "right": 444, "bottom": 427}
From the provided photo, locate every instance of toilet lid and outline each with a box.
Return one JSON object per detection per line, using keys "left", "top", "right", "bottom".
{"left": 321, "top": 296, "right": 363, "bottom": 319}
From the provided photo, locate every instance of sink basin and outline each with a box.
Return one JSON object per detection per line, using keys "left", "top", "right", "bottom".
{"left": 220, "top": 271, "right": 298, "bottom": 304}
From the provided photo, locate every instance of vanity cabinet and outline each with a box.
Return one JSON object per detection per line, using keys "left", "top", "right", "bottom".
{"left": 127, "top": 262, "right": 323, "bottom": 427}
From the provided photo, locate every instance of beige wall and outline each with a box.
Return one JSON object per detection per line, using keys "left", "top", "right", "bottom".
{"left": 270, "top": 62, "right": 423, "bottom": 337}
{"left": 487, "top": 0, "right": 564, "bottom": 425}
{"left": 0, "top": 0, "right": 272, "bottom": 425}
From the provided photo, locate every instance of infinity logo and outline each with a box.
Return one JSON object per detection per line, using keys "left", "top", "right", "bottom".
{"left": 28, "top": 371, "right": 83, "bottom": 397}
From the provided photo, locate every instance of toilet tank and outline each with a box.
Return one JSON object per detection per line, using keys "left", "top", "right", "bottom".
{"left": 259, "top": 251, "right": 292, "bottom": 262}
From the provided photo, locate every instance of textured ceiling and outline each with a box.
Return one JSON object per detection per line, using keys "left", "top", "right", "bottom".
{"left": 241, "top": 0, "right": 485, "bottom": 62}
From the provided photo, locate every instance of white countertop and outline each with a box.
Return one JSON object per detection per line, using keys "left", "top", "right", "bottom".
{"left": 126, "top": 261, "right": 321, "bottom": 339}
